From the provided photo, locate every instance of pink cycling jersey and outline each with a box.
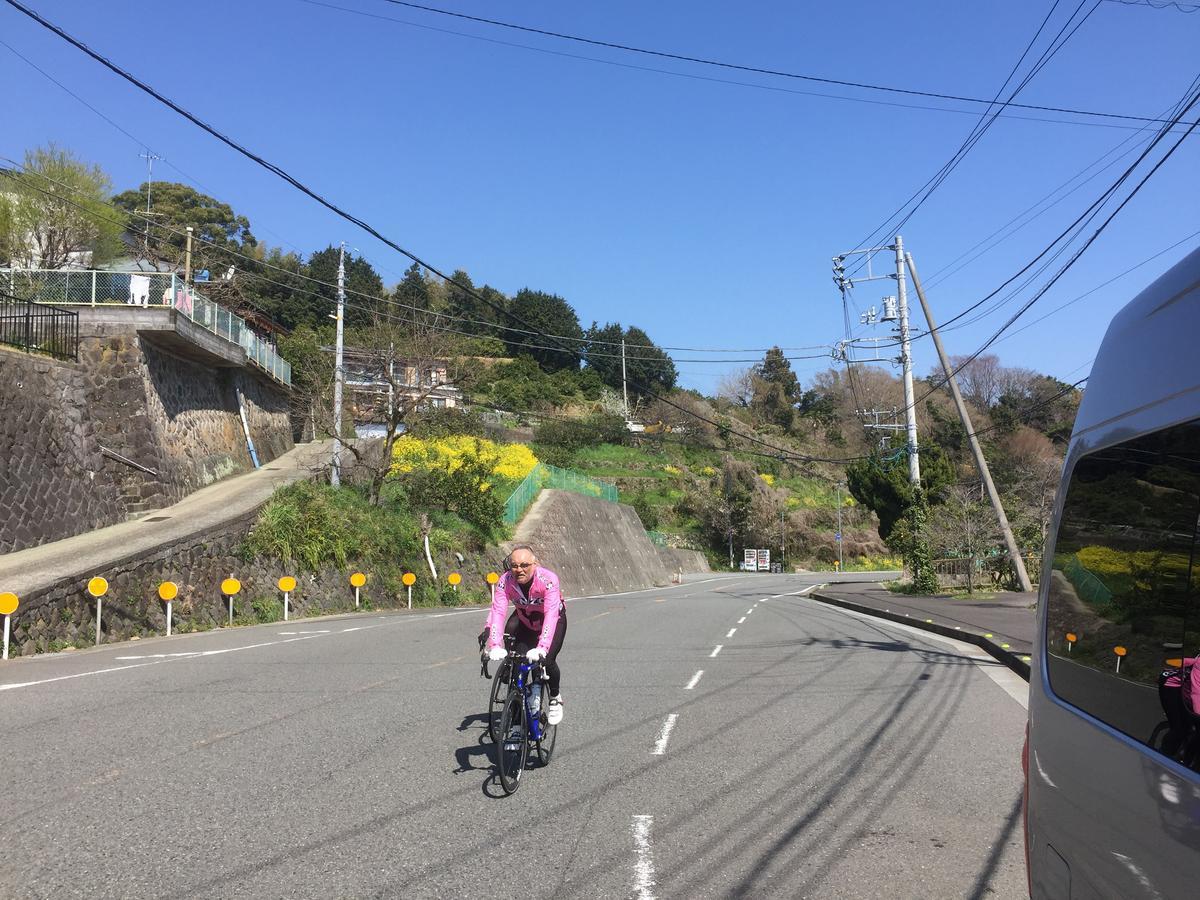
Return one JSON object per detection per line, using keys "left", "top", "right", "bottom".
{"left": 485, "top": 566, "right": 564, "bottom": 653}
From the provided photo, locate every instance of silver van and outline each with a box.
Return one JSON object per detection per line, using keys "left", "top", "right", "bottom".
{"left": 1026, "top": 246, "right": 1200, "bottom": 898}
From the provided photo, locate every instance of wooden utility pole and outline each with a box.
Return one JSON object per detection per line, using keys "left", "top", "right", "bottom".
{"left": 905, "top": 252, "right": 1033, "bottom": 592}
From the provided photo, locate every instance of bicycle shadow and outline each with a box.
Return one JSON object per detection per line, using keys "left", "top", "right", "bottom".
{"left": 454, "top": 711, "right": 533, "bottom": 799}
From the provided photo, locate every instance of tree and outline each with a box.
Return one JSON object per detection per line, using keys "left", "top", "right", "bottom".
{"left": 0, "top": 145, "right": 123, "bottom": 269}
{"left": 393, "top": 262, "right": 431, "bottom": 314}
{"left": 717, "top": 368, "right": 755, "bottom": 408}
{"left": 750, "top": 348, "right": 801, "bottom": 430}
{"left": 111, "top": 181, "right": 254, "bottom": 272}
{"left": 304, "top": 245, "right": 386, "bottom": 330}
{"left": 505, "top": 288, "right": 584, "bottom": 371}
{"left": 926, "top": 483, "right": 1001, "bottom": 593}
{"left": 584, "top": 321, "right": 676, "bottom": 398}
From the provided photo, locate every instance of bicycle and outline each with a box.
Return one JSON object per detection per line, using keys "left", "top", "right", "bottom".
{"left": 481, "top": 634, "right": 557, "bottom": 795}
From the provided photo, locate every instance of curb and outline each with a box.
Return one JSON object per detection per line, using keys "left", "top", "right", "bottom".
{"left": 810, "top": 591, "right": 1031, "bottom": 682}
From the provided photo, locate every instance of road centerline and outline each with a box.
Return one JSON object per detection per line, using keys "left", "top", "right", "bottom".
{"left": 684, "top": 670, "right": 704, "bottom": 690}
{"left": 710, "top": 644, "right": 723, "bottom": 657}
{"left": 652, "top": 714, "right": 679, "bottom": 755}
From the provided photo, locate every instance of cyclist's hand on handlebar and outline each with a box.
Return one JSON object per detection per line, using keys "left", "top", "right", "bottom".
{"left": 526, "top": 647, "right": 546, "bottom": 663}
{"left": 487, "top": 645, "right": 507, "bottom": 662}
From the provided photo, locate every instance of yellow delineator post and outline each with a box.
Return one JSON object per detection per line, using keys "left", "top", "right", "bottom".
{"left": 448, "top": 572, "right": 461, "bottom": 593}
{"left": 279, "top": 576, "right": 297, "bottom": 621}
{"left": 158, "top": 582, "right": 178, "bottom": 636}
{"left": 402, "top": 572, "right": 416, "bottom": 609}
{"left": 87, "top": 577, "right": 109, "bottom": 645}
{"left": 0, "top": 592, "right": 18, "bottom": 660}
{"left": 486, "top": 571, "right": 499, "bottom": 612}
{"left": 221, "top": 578, "right": 241, "bottom": 626}
{"left": 1115, "top": 645, "right": 1127, "bottom": 674}
{"left": 350, "top": 572, "right": 367, "bottom": 609}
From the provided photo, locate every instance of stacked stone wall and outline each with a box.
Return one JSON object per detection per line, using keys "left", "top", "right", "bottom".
{"left": 0, "top": 325, "right": 293, "bottom": 553}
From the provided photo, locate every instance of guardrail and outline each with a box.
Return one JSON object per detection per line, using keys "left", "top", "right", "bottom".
{"left": 0, "top": 291, "right": 79, "bottom": 361}
{"left": 0, "top": 269, "right": 291, "bottom": 386}
{"left": 503, "top": 462, "right": 619, "bottom": 525}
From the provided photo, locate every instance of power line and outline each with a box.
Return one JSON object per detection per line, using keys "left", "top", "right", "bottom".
{"left": 365, "top": 0, "right": 1190, "bottom": 127}
{"left": 1105, "top": 0, "right": 1200, "bottom": 11}
{"left": 291, "top": 0, "right": 1190, "bottom": 135}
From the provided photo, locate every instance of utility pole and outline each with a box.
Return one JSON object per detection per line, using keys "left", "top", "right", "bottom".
{"left": 331, "top": 242, "right": 346, "bottom": 488}
{"left": 895, "top": 235, "right": 920, "bottom": 487}
{"left": 836, "top": 481, "right": 845, "bottom": 571}
{"left": 780, "top": 507, "right": 786, "bottom": 568}
{"left": 621, "top": 337, "right": 629, "bottom": 420}
{"left": 139, "top": 151, "right": 160, "bottom": 215}
{"left": 184, "top": 226, "right": 193, "bottom": 286}
{"left": 905, "top": 252, "right": 1033, "bottom": 592}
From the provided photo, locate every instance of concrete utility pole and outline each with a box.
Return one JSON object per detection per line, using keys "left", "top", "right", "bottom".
{"left": 905, "top": 252, "right": 1033, "bottom": 592}
{"left": 331, "top": 242, "right": 346, "bottom": 488}
{"left": 894, "top": 236, "right": 920, "bottom": 487}
{"left": 836, "top": 481, "right": 845, "bottom": 571}
{"left": 621, "top": 337, "right": 629, "bottom": 420}
{"left": 184, "top": 226, "right": 193, "bottom": 286}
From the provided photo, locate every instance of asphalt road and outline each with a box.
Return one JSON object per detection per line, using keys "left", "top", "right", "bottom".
{"left": 0, "top": 573, "right": 1029, "bottom": 899}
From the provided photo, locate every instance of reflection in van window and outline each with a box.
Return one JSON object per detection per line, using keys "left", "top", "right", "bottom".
{"left": 1046, "top": 420, "right": 1200, "bottom": 760}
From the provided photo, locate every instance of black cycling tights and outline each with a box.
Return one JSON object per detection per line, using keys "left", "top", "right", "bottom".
{"left": 505, "top": 610, "right": 567, "bottom": 697}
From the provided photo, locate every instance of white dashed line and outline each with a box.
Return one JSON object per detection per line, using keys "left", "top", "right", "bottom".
{"left": 684, "top": 670, "right": 704, "bottom": 690}
{"left": 726, "top": 628, "right": 737, "bottom": 638}
{"left": 710, "top": 644, "right": 723, "bottom": 658}
{"left": 652, "top": 714, "right": 679, "bottom": 755}
{"left": 737, "top": 617, "right": 746, "bottom": 624}
{"left": 632, "top": 815, "right": 657, "bottom": 899}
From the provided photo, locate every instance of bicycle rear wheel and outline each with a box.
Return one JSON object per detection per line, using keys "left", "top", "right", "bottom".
{"left": 535, "top": 716, "right": 557, "bottom": 766}
{"left": 486, "top": 659, "right": 509, "bottom": 744}
{"left": 497, "top": 691, "right": 528, "bottom": 795}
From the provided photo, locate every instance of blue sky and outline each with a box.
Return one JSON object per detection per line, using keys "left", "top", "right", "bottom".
{"left": 3, "top": 0, "right": 1197, "bottom": 394}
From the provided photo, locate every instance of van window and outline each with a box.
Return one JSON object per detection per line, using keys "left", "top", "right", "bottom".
{"left": 1045, "top": 419, "right": 1200, "bottom": 752}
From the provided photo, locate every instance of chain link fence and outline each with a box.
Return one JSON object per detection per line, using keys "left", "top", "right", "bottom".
{"left": 503, "top": 462, "right": 620, "bottom": 525}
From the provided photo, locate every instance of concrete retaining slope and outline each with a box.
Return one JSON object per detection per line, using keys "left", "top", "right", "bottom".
{"left": 509, "top": 489, "right": 709, "bottom": 597}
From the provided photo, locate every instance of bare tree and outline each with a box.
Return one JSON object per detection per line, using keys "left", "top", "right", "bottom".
{"left": 926, "top": 482, "right": 1001, "bottom": 593}
{"left": 295, "top": 311, "right": 469, "bottom": 505}
{"left": 717, "top": 368, "right": 755, "bottom": 408}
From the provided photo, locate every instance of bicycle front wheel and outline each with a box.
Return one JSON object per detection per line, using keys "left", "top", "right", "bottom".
{"left": 497, "top": 691, "right": 528, "bottom": 795}
{"left": 486, "top": 659, "right": 509, "bottom": 744}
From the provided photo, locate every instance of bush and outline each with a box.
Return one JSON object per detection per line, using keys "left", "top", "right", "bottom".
{"left": 630, "top": 491, "right": 660, "bottom": 530}
{"left": 534, "top": 412, "right": 629, "bottom": 454}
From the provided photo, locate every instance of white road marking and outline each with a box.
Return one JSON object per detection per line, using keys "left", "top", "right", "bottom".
{"left": 726, "top": 628, "right": 736, "bottom": 638}
{"left": 737, "top": 617, "right": 746, "bottom": 624}
{"left": 652, "top": 714, "right": 679, "bottom": 755}
{"left": 0, "top": 609, "right": 479, "bottom": 693}
{"left": 745, "top": 608, "right": 753, "bottom": 615}
{"left": 684, "top": 670, "right": 704, "bottom": 690}
{"left": 631, "top": 815, "right": 657, "bottom": 899}
{"left": 710, "top": 644, "right": 723, "bottom": 657}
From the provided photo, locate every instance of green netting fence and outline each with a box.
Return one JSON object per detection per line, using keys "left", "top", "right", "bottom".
{"left": 1062, "top": 554, "right": 1114, "bottom": 607}
{"left": 646, "top": 531, "right": 667, "bottom": 547}
{"left": 503, "top": 463, "right": 619, "bottom": 525}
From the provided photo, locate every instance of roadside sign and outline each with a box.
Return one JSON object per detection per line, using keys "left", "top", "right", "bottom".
{"left": 835, "top": 532, "right": 842, "bottom": 542}
{"left": 221, "top": 578, "right": 241, "bottom": 596}
{"left": 87, "top": 577, "right": 109, "bottom": 597}
{"left": 448, "top": 573, "right": 461, "bottom": 585}
{"left": 278, "top": 576, "right": 297, "bottom": 593}
{"left": 350, "top": 572, "right": 367, "bottom": 588}
{"left": 0, "top": 592, "right": 18, "bottom": 616}
{"left": 486, "top": 572, "right": 499, "bottom": 585}
{"left": 401, "top": 572, "right": 416, "bottom": 587}
{"left": 158, "top": 582, "right": 178, "bottom": 601}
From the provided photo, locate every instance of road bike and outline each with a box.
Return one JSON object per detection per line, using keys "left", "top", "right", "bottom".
{"left": 481, "top": 635, "right": 557, "bottom": 794}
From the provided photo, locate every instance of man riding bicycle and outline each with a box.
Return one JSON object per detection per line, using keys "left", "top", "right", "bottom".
{"left": 483, "top": 544, "right": 566, "bottom": 725}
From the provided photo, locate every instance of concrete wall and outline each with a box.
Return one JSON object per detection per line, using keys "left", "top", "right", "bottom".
{"left": 508, "top": 489, "right": 709, "bottom": 597}
{"left": 0, "top": 317, "right": 292, "bottom": 554}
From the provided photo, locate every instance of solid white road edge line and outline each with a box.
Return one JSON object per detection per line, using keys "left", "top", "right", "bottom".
{"left": 631, "top": 815, "right": 657, "bottom": 900}
{"left": 684, "top": 669, "right": 703, "bottom": 690}
{"left": 653, "top": 714, "right": 679, "bottom": 755}
{"left": 799, "top": 596, "right": 1029, "bottom": 710}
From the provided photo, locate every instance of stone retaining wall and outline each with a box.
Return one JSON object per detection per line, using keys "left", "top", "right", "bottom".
{"left": 0, "top": 321, "right": 293, "bottom": 553}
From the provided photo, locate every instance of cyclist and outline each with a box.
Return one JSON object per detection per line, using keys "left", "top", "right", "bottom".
{"left": 483, "top": 544, "right": 567, "bottom": 725}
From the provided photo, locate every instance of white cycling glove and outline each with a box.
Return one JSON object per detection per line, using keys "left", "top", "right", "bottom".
{"left": 487, "top": 646, "right": 507, "bottom": 662}
{"left": 526, "top": 647, "right": 546, "bottom": 663}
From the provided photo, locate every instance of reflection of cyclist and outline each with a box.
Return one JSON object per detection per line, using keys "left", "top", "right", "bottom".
{"left": 484, "top": 544, "right": 567, "bottom": 724}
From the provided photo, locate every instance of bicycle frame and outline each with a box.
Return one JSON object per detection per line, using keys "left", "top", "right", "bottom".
{"left": 508, "top": 654, "right": 546, "bottom": 743}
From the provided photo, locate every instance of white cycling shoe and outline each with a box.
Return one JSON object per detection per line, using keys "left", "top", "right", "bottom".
{"left": 546, "top": 693, "right": 563, "bottom": 725}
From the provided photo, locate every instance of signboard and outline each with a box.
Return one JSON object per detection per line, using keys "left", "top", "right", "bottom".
{"left": 743, "top": 549, "right": 756, "bottom": 570}
{"left": 757, "top": 549, "right": 771, "bottom": 572}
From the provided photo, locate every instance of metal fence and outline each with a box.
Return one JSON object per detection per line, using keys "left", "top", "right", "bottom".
{"left": 0, "top": 292, "right": 79, "bottom": 361}
{"left": 1062, "top": 554, "right": 1113, "bottom": 607}
{"left": 933, "top": 554, "right": 1043, "bottom": 591}
{"left": 503, "top": 462, "right": 619, "bottom": 525}
{"left": 0, "top": 269, "right": 291, "bottom": 386}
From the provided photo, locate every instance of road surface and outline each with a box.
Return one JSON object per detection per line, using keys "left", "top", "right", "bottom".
{"left": 0, "top": 573, "right": 1028, "bottom": 898}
